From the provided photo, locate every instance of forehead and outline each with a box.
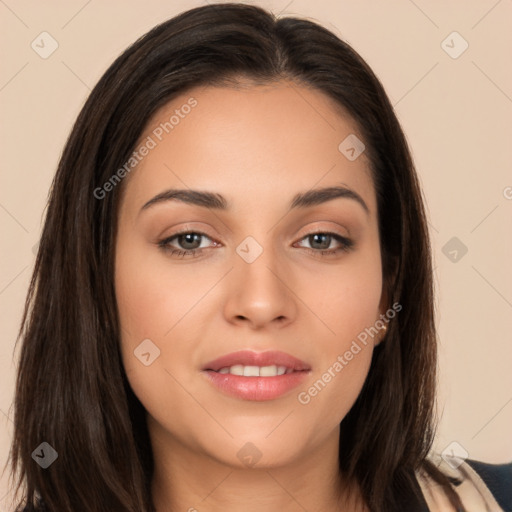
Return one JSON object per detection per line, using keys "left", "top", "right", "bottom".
{"left": 120, "top": 80, "right": 375, "bottom": 216}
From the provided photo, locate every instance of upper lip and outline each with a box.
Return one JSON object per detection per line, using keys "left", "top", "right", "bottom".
{"left": 202, "top": 350, "right": 311, "bottom": 372}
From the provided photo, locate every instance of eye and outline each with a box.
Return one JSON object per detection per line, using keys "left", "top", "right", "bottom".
{"left": 158, "top": 231, "right": 218, "bottom": 258}
{"left": 295, "top": 232, "right": 353, "bottom": 256}
{"left": 157, "top": 230, "right": 354, "bottom": 259}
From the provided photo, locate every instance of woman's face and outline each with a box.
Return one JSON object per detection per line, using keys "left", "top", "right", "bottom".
{"left": 115, "top": 80, "right": 387, "bottom": 469}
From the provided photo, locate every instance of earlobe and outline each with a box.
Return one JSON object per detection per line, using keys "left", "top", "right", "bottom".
{"left": 375, "top": 287, "right": 390, "bottom": 346}
{"left": 375, "top": 322, "right": 388, "bottom": 346}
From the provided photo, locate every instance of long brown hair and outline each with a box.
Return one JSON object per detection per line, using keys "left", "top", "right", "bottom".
{"left": 7, "top": 3, "right": 464, "bottom": 511}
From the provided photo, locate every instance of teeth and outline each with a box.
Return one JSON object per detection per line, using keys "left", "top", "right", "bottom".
{"left": 215, "top": 365, "right": 292, "bottom": 377}
{"left": 243, "top": 365, "right": 260, "bottom": 377}
{"left": 230, "top": 365, "right": 244, "bottom": 376}
{"left": 260, "top": 365, "right": 278, "bottom": 377}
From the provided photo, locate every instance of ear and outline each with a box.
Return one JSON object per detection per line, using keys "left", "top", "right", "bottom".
{"left": 378, "top": 282, "right": 389, "bottom": 316}
{"left": 375, "top": 283, "right": 390, "bottom": 346}
{"left": 375, "top": 254, "right": 399, "bottom": 346}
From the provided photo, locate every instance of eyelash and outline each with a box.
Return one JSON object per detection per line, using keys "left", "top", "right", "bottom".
{"left": 157, "top": 229, "right": 354, "bottom": 259}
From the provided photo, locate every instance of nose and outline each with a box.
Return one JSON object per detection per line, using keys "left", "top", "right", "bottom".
{"left": 222, "top": 243, "right": 298, "bottom": 330}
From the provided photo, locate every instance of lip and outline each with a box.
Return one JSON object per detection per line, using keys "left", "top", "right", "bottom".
{"left": 201, "top": 350, "right": 311, "bottom": 372}
{"left": 201, "top": 350, "right": 311, "bottom": 401}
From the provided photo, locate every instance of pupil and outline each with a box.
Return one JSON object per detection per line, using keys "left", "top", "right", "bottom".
{"left": 311, "top": 234, "right": 330, "bottom": 250}
{"left": 179, "top": 233, "right": 201, "bottom": 250}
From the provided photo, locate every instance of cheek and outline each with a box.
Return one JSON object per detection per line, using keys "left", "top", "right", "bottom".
{"left": 301, "top": 243, "right": 383, "bottom": 352}
{"left": 292, "top": 246, "right": 382, "bottom": 429}
{"left": 114, "top": 239, "right": 212, "bottom": 342}
{"left": 114, "top": 238, "right": 181, "bottom": 386}
{"left": 114, "top": 236, "right": 219, "bottom": 422}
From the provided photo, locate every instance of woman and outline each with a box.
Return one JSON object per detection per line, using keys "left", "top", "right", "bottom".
{"left": 8, "top": 3, "right": 511, "bottom": 511}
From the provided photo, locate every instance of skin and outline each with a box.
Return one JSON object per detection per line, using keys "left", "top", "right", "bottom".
{"left": 115, "top": 80, "right": 388, "bottom": 512}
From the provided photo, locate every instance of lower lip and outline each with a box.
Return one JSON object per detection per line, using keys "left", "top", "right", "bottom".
{"left": 202, "top": 370, "right": 310, "bottom": 401}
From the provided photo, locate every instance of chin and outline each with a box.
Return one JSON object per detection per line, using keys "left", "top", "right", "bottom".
{"left": 207, "top": 435, "right": 303, "bottom": 470}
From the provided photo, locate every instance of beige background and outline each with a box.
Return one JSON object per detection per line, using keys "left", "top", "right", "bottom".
{"left": 1, "top": 0, "right": 511, "bottom": 506}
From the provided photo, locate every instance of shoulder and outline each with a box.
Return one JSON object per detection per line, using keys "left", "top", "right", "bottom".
{"left": 416, "top": 453, "right": 512, "bottom": 512}
{"left": 464, "top": 458, "right": 512, "bottom": 511}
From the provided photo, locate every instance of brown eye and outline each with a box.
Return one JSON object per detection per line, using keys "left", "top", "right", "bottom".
{"left": 174, "top": 233, "right": 203, "bottom": 250}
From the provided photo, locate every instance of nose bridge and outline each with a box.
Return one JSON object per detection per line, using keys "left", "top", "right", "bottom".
{"left": 235, "top": 234, "right": 286, "bottom": 298}
{"left": 223, "top": 233, "right": 297, "bottom": 328}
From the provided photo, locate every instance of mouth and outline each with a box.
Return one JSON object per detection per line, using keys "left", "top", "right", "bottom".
{"left": 212, "top": 364, "right": 299, "bottom": 377}
{"left": 201, "top": 350, "right": 311, "bottom": 401}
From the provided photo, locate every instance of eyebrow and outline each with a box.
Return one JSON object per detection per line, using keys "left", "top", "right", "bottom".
{"left": 139, "top": 185, "right": 369, "bottom": 215}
